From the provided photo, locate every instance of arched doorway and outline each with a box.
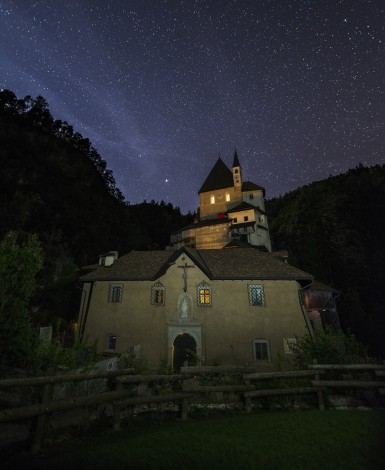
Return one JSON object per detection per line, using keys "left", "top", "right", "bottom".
{"left": 173, "top": 333, "right": 197, "bottom": 371}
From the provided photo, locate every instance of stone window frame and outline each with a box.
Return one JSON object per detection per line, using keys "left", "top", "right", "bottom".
{"left": 253, "top": 339, "right": 270, "bottom": 362}
{"left": 248, "top": 284, "right": 265, "bottom": 306}
{"left": 108, "top": 283, "right": 123, "bottom": 303}
{"left": 197, "top": 281, "right": 212, "bottom": 306}
{"left": 151, "top": 281, "right": 166, "bottom": 306}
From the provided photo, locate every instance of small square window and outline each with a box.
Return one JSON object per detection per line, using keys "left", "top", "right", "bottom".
{"left": 248, "top": 284, "right": 265, "bottom": 306}
{"left": 197, "top": 281, "right": 212, "bottom": 306}
{"left": 108, "top": 335, "right": 117, "bottom": 350}
{"left": 233, "top": 217, "right": 237, "bottom": 223}
{"left": 244, "top": 216, "right": 249, "bottom": 221}
{"left": 254, "top": 340, "right": 270, "bottom": 361}
{"left": 108, "top": 283, "right": 123, "bottom": 303}
{"left": 249, "top": 194, "right": 254, "bottom": 200}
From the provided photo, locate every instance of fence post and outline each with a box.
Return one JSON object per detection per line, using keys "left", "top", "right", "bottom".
{"left": 180, "top": 397, "right": 188, "bottom": 421}
{"left": 113, "top": 381, "right": 123, "bottom": 431}
{"left": 31, "top": 367, "right": 54, "bottom": 454}
{"left": 313, "top": 360, "right": 325, "bottom": 411}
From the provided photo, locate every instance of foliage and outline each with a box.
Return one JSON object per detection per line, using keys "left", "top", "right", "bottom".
{"left": 157, "top": 354, "right": 174, "bottom": 375}
{"left": 0, "top": 232, "right": 43, "bottom": 373}
{"left": 33, "top": 331, "right": 97, "bottom": 375}
{"left": 292, "top": 326, "right": 371, "bottom": 368}
{"left": 118, "top": 347, "right": 148, "bottom": 374}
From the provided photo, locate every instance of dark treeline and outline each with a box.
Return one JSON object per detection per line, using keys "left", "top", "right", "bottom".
{"left": 0, "top": 90, "right": 193, "bottom": 326}
{"left": 266, "top": 164, "right": 385, "bottom": 358}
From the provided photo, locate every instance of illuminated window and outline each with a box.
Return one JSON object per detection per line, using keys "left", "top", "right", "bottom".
{"left": 108, "top": 283, "right": 123, "bottom": 303}
{"left": 108, "top": 335, "right": 117, "bottom": 350}
{"left": 151, "top": 281, "right": 165, "bottom": 306}
{"left": 197, "top": 281, "right": 212, "bottom": 306}
{"left": 248, "top": 284, "right": 265, "bottom": 306}
{"left": 225, "top": 192, "right": 230, "bottom": 202}
{"left": 210, "top": 195, "right": 215, "bottom": 204}
{"left": 253, "top": 340, "right": 270, "bottom": 361}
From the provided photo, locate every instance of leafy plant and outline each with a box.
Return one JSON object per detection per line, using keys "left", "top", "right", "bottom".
{"left": 118, "top": 347, "right": 148, "bottom": 374}
{"left": 292, "top": 326, "right": 371, "bottom": 367}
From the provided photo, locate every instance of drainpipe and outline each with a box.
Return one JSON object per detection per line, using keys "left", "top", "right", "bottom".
{"left": 298, "top": 281, "right": 316, "bottom": 340}
{"left": 76, "top": 282, "right": 94, "bottom": 342}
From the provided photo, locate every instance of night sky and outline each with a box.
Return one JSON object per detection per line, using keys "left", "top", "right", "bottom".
{"left": 1, "top": 1, "right": 384, "bottom": 213}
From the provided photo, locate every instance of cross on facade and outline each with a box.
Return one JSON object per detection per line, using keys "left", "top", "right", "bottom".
{"left": 178, "top": 260, "right": 195, "bottom": 292}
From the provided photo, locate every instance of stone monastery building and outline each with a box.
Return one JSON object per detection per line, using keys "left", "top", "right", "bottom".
{"left": 78, "top": 152, "right": 337, "bottom": 370}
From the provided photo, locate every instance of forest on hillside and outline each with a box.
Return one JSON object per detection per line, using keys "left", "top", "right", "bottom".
{"left": 266, "top": 164, "right": 385, "bottom": 358}
{"left": 0, "top": 90, "right": 193, "bottom": 327}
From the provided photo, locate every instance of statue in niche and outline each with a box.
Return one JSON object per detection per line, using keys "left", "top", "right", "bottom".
{"left": 174, "top": 293, "right": 195, "bottom": 321}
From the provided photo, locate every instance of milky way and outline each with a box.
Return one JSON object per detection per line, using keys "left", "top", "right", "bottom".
{"left": 1, "top": 0, "right": 384, "bottom": 212}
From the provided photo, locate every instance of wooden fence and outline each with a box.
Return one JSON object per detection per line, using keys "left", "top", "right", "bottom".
{"left": 1, "top": 363, "right": 384, "bottom": 454}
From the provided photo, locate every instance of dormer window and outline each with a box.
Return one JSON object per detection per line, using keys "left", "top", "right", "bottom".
{"left": 210, "top": 195, "right": 215, "bottom": 204}
{"left": 225, "top": 192, "right": 230, "bottom": 202}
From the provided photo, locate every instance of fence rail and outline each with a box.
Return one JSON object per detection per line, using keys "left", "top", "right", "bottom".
{"left": 1, "top": 363, "right": 384, "bottom": 454}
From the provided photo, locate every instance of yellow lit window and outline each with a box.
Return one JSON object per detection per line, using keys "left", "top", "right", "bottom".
{"left": 197, "top": 281, "right": 212, "bottom": 306}
{"left": 210, "top": 195, "right": 215, "bottom": 204}
{"left": 226, "top": 193, "right": 230, "bottom": 202}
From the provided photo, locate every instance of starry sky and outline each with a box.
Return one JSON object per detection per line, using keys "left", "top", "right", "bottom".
{"left": 1, "top": 0, "right": 384, "bottom": 213}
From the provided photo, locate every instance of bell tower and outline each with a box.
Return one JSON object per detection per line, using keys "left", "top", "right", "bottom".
{"left": 232, "top": 149, "right": 242, "bottom": 198}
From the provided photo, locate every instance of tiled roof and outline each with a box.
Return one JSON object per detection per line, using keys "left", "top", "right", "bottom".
{"left": 242, "top": 181, "right": 265, "bottom": 195}
{"left": 227, "top": 201, "right": 257, "bottom": 213}
{"left": 198, "top": 158, "right": 234, "bottom": 193}
{"left": 195, "top": 248, "right": 312, "bottom": 280}
{"left": 80, "top": 250, "right": 171, "bottom": 281}
{"left": 81, "top": 247, "right": 312, "bottom": 283}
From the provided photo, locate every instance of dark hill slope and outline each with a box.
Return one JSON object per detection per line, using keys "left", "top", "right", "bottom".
{"left": 0, "top": 90, "right": 190, "bottom": 324}
{"left": 266, "top": 164, "right": 385, "bottom": 357}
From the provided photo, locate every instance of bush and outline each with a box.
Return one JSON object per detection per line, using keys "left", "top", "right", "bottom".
{"left": 292, "top": 326, "right": 372, "bottom": 367}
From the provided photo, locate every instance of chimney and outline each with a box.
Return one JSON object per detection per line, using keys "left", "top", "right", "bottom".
{"left": 99, "top": 251, "right": 118, "bottom": 266}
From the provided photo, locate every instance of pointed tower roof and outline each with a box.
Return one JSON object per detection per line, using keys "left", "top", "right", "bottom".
{"left": 233, "top": 149, "right": 240, "bottom": 167}
{"left": 198, "top": 158, "right": 234, "bottom": 193}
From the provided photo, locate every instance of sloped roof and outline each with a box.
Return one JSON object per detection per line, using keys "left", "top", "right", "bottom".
{"left": 81, "top": 251, "right": 171, "bottom": 281}
{"left": 227, "top": 201, "right": 258, "bottom": 213}
{"left": 198, "top": 158, "right": 234, "bottom": 193}
{"left": 233, "top": 149, "right": 240, "bottom": 167}
{"left": 242, "top": 181, "right": 265, "bottom": 195}
{"left": 81, "top": 247, "right": 312, "bottom": 283}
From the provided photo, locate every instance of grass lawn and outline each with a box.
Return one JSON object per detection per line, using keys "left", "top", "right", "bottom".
{"left": 5, "top": 409, "right": 385, "bottom": 469}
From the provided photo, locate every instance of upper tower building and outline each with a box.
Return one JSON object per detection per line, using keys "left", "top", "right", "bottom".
{"left": 170, "top": 150, "right": 271, "bottom": 251}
